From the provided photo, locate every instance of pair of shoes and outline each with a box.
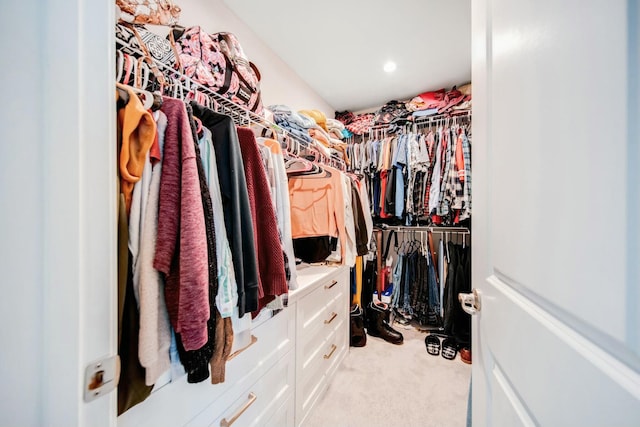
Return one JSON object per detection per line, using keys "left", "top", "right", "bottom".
{"left": 460, "top": 348, "right": 472, "bottom": 364}
{"left": 424, "top": 335, "right": 458, "bottom": 360}
{"left": 365, "top": 302, "right": 403, "bottom": 345}
{"left": 350, "top": 304, "right": 367, "bottom": 347}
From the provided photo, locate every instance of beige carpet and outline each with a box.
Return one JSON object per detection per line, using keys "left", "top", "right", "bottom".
{"left": 304, "top": 325, "right": 471, "bottom": 427}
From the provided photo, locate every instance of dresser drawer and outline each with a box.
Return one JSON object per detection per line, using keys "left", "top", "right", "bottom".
{"left": 118, "top": 308, "right": 293, "bottom": 427}
{"left": 299, "top": 289, "right": 346, "bottom": 360}
{"left": 325, "top": 318, "right": 348, "bottom": 380}
{"left": 293, "top": 265, "right": 350, "bottom": 427}
{"left": 297, "top": 273, "right": 345, "bottom": 324}
{"left": 225, "top": 308, "right": 293, "bottom": 383}
{"left": 196, "top": 350, "right": 294, "bottom": 427}
{"left": 264, "top": 394, "right": 294, "bottom": 427}
{"left": 297, "top": 319, "right": 346, "bottom": 425}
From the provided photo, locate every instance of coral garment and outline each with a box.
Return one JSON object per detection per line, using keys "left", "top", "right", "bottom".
{"left": 288, "top": 165, "right": 346, "bottom": 263}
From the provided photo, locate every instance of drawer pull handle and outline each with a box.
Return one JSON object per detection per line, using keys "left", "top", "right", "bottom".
{"left": 227, "top": 335, "right": 258, "bottom": 361}
{"left": 324, "top": 280, "right": 338, "bottom": 290}
{"left": 324, "top": 312, "right": 337, "bottom": 324}
{"left": 220, "top": 392, "right": 257, "bottom": 427}
{"left": 323, "top": 344, "right": 338, "bottom": 360}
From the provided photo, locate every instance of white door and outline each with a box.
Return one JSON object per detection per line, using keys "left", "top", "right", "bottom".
{"left": 0, "top": 1, "right": 117, "bottom": 426}
{"left": 471, "top": 0, "right": 640, "bottom": 425}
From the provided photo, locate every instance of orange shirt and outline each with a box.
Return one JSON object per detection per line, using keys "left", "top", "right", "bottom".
{"left": 288, "top": 165, "right": 346, "bottom": 263}
{"left": 117, "top": 86, "right": 156, "bottom": 214}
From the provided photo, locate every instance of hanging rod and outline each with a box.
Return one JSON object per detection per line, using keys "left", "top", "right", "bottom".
{"left": 413, "top": 110, "right": 471, "bottom": 125}
{"left": 375, "top": 224, "right": 470, "bottom": 234}
{"left": 116, "top": 37, "right": 347, "bottom": 170}
{"left": 364, "top": 111, "right": 472, "bottom": 137}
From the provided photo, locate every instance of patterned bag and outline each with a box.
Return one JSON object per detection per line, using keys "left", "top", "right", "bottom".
{"left": 116, "top": 0, "right": 181, "bottom": 26}
{"left": 172, "top": 26, "right": 263, "bottom": 113}
{"left": 116, "top": 23, "right": 180, "bottom": 71}
{"left": 213, "top": 32, "right": 263, "bottom": 114}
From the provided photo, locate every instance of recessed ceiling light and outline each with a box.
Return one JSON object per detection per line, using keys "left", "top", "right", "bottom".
{"left": 383, "top": 61, "right": 397, "bottom": 73}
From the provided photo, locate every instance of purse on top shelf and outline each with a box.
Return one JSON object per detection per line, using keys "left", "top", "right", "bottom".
{"left": 172, "top": 26, "right": 263, "bottom": 114}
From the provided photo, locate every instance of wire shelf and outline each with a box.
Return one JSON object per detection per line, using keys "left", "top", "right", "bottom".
{"left": 116, "top": 36, "right": 347, "bottom": 171}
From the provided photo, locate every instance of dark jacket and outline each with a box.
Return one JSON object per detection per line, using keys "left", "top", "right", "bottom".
{"left": 351, "top": 182, "right": 369, "bottom": 256}
{"left": 190, "top": 102, "right": 259, "bottom": 316}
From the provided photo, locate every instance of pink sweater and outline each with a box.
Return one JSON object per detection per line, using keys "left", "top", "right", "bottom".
{"left": 154, "top": 98, "right": 209, "bottom": 351}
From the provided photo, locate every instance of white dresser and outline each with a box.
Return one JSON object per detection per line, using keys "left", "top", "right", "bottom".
{"left": 117, "top": 265, "right": 349, "bottom": 427}
{"left": 289, "top": 265, "right": 350, "bottom": 427}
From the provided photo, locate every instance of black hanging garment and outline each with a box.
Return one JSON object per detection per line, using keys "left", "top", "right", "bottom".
{"left": 443, "top": 242, "right": 471, "bottom": 348}
{"left": 443, "top": 241, "right": 458, "bottom": 335}
{"left": 452, "top": 244, "right": 471, "bottom": 347}
{"left": 361, "top": 259, "right": 377, "bottom": 318}
{"left": 117, "top": 195, "right": 153, "bottom": 415}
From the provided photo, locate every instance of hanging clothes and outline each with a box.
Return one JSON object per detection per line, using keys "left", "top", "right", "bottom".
{"left": 154, "top": 98, "right": 209, "bottom": 352}
{"left": 236, "top": 127, "right": 289, "bottom": 314}
{"left": 190, "top": 102, "right": 260, "bottom": 317}
{"left": 257, "top": 137, "right": 299, "bottom": 290}
{"left": 288, "top": 164, "right": 347, "bottom": 263}
{"left": 129, "top": 110, "right": 171, "bottom": 386}
{"left": 344, "top": 120, "right": 471, "bottom": 227}
{"left": 197, "top": 127, "right": 238, "bottom": 318}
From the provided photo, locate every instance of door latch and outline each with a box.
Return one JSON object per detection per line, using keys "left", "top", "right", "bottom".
{"left": 458, "top": 288, "right": 481, "bottom": 315}
{"left": 83, "top": 355, "right": 120, "bottom": 402}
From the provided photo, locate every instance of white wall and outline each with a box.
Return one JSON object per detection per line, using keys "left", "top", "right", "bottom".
{"left": 0, "top": 2, "right": 43, "bottom": 425}
{"left": 1, "top": 1, "right": 117, "bottom": 426}
{"left": 160, "top": 0, "right": 335, "bottom": 115}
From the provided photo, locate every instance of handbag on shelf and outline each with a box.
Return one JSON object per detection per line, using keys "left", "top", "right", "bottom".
{"left": 171, "top": 26, "right": 263, "bottom": 114}
{"left": 116, "top": 0, "right": 181, "bottom": 26}
{"left": 116, "top": 23, "right": 181, "bottom": 69}
{"left": 116, "top": 23, "right": 183, "bottom": 89}
{"left": 212, "top": 32, "right": 263, "bottom": 114}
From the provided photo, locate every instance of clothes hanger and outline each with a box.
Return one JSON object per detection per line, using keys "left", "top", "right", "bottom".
{"left": 116, "top": 50, "right": 124, "bottom": 84}
{"left": 194, "top": 116, "right": 203, "bottom": 135}
{"left": 134, "top": 59, "right": 164, "bottom": 111}
{"left": 134, "top": 57, "right": 151, "bottom": 92}
{"left": 285, "top": 157, "right": 314, "bottom": 173}
{"left": 121, "top": 53, "right": 135, "bottom": 86}
{"left": 445, "top": 232, "right": 451, "bottom": 263}
{"left": 116, "top": 82, "right": 154, "bottom": 110}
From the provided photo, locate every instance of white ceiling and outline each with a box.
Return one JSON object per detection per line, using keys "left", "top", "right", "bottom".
{"left": 224, "top": 0, "right": 471, "bottom": 112}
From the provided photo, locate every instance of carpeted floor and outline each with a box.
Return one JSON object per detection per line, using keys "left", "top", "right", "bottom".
{"left": 304, "top": 325, "right": 471, "bottom": 427}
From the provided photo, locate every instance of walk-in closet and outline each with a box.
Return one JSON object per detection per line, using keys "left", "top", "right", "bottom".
{"left": 2, "top": 1, "right": 639, "bottom": 426}
{"left": 111, "top": 0, "right": 476, "bottom": 425}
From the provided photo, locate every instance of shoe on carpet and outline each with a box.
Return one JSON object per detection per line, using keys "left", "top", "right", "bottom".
{"left": 425, "top": 335, "right": 440, "bottom": 356}
{"left": 365, "top": 302, "right": 403, "bottom": 345}
{"left": 350, "top": 304, "right": 367, "bottom": 347}
{"left": 460, "top": 347, "right": 472, "bottom": 364}
{"left": 441, "top": 338, "right": 458, "bottom": 360}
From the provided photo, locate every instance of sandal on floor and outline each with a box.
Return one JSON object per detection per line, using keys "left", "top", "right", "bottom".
{"left": 425, "top": 335, "right": 440, "bottom": 356}
{"left": 441, "top": 338, "right": 458, "bottom": 360}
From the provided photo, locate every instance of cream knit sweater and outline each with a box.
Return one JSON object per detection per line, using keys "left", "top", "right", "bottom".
{"left": 129, "top": 112, "right": 171, "bottom": 385}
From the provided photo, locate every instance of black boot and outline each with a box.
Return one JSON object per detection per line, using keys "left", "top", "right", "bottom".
{"left": 365, "top": 302, "right": 403, "bottom": 345}
{"left": 350, "top": 304, "right": 367, "bottom": 347}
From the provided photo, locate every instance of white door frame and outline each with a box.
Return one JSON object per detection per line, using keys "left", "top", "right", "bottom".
{"left": 42, "top": 1, "right": 117, "bottom": 425}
